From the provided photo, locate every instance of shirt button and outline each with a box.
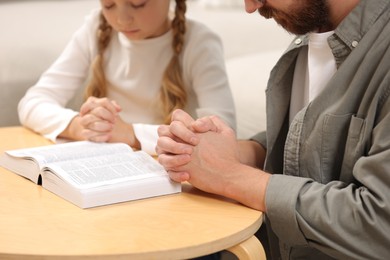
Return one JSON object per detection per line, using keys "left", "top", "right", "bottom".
{"left": 352, "top": 40, "right": 359, "bottom": 48}
{"left": 295, "top": 38, "right": 302, "bottom": 45}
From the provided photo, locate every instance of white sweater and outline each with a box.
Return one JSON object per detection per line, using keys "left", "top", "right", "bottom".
{"left": 18, "top": 9, "right": 236, "bottom": 154}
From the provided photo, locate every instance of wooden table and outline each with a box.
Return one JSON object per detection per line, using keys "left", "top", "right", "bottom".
{"left": 0, "top": 127, "right": 265, "bottom": 259}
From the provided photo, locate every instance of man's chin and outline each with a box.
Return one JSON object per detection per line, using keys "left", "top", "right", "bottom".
{"left": 258, "top": 7, "right": 274, "bottom": 19}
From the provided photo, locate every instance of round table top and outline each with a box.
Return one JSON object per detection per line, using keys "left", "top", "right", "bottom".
{"left": 0, "top": 127, "right": 263, "bottom": 259}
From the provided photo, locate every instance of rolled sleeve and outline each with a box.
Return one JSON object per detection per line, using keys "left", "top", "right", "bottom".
{"left": 265, "top": 174, "right": 311, "bottom": 245}
{"left": 250, "top": 131, "right": 267, "bottom": 148}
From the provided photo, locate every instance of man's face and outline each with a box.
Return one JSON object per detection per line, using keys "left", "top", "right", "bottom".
{"left": 246, "top": 0, "right": 331, "bottom": 35}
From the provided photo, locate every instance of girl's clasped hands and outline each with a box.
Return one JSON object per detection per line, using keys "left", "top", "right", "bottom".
{"left": 71, "top": 97, "right": 140, "bottom": 148}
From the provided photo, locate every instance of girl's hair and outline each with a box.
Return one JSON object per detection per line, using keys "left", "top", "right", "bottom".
{"left": 84, "top": 13, "right": 112, "bottom": 99}
{"left": 84, "top": 0, "right": 188, "bottom": 124}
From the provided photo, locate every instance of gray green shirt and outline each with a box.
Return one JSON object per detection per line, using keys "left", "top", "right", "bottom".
{"left": 252, "top": 0, "right": 390, "bottom": 258}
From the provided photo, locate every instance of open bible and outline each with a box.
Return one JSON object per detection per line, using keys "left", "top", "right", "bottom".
{"left": 0, "top": 141, "right": 181, "bottom": 208}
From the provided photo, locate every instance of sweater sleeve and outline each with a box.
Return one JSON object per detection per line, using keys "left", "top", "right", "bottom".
{"left": 182, "top": 20, "right": 237, "bottom": 131}
{"left": 132, "top": 124, "right": 159, "bottom": 155}
{"left": 18, "top": 9, "right": 99, "bottom": 141}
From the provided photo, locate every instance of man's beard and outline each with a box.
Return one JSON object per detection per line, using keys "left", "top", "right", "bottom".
{"left": 259, "top": 0, "right": 331, "bottom": 35}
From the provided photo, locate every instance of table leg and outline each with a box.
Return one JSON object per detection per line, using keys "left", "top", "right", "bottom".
{"left": 226, "top": 236, "right": 266, "bottom": 260}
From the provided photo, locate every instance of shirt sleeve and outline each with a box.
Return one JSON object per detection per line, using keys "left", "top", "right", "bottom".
{"left": 250, "top": 131, "right": 267, "bottom": 149}
{"left": 133, "top": 124, "right": 159, "bottom": 155}
{"left": 182, "top": 20, "right": 237, "bottom": 131}
{"left": 265, "top": 125, "right": 390, "bottom": 259}
{"left": 18, "top": 9, "right": 99, "bottom": 141}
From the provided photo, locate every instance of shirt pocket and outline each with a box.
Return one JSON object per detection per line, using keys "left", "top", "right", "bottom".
{"left": 339, "top": 115, "right": 366, "bottom": 183}
{"left": 321, "top": 113, "right": 354, "bottom": 183}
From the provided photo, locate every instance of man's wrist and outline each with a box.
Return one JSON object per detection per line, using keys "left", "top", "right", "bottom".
{"left": 224, "top": 163, "right": 269, "bottom": 212}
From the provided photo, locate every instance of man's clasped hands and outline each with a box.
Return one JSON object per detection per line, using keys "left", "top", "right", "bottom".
{"left": 156, "top": 109, "right": 270, "bottom": 212}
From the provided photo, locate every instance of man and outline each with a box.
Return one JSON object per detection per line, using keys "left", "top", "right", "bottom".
{"left": 156, "top": 0, "right": 390, "bottom": 259}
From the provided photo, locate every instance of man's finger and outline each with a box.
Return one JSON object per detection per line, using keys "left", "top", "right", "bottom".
{"left": 158, "top": 153, "right": 192, "bottom": 172}
{"left": 171, "top": 109, "right": 195, "bottom": 129}
{"left": 156, "top": 136, "right": 193, "bottom": 155}
{"left": 157, "top": 125, "right": 173, "bottom": 138}
{"left": 192, "top": 116, "right": 219, "bottom": 133}
{"left": 169, "top": 120, "right": 199, "bottom": 146}
{"left": 167, "top": 170, "right": 190, "bottom": 183}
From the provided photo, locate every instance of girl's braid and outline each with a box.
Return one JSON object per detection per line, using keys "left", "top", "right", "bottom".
{"left": 160, "top": 0, "right": 187, "bottom": 124}
{"left": 84, "top": 12, "right": 112, "bottom": 99}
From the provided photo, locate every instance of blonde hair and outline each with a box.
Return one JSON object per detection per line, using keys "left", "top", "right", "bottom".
{"left": 84, "top": 0, "right": 188, "bottom": 124}
{"left": 84, "top": 13, "right": 112, "bottom": 98}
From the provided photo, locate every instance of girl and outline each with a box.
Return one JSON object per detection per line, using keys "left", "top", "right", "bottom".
{"left": 18, "top": 0, "right": 236, "bottom": 154}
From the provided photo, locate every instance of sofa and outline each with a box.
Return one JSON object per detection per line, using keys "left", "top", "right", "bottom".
{"left": 0, "top": 0, "right": 292, "bottom": 139}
